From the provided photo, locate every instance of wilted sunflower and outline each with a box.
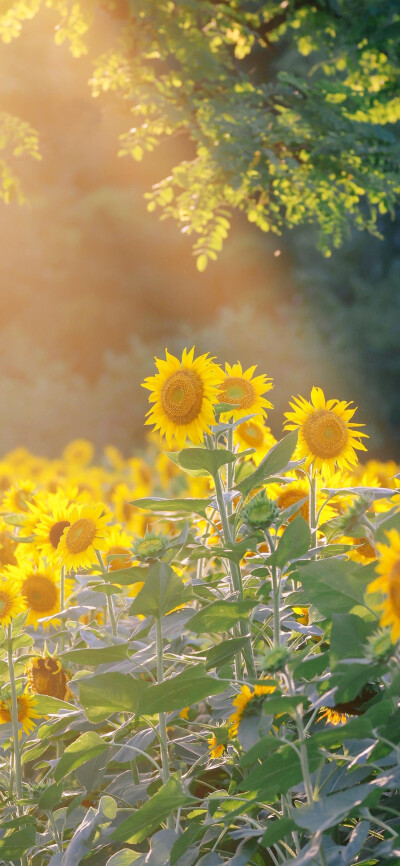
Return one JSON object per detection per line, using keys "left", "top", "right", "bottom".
{"left": 142, "top": 347, "right": 222, "bottom": 447}
{"left": 0, "top": 691, "right": 43, "bottom": 737}
{"left": 367, "top": 529, "right": 400, "bottom": 643}
{"left": 0, "top": 576, "right": 25, "bottom": 626}
{"left": 229, "top": 681, "right": 276, "bottom": 737}
{"left": 58, "top": 503, "right": 110, "bottom": 570}
{"left": 284, "top": 386, "right": 368, "bottom": 475}
{"left": 218, "top": 362, "right": 273, "bottom": 423}
{"left": 26, "top": 655, "right": 72, "bottom": 701}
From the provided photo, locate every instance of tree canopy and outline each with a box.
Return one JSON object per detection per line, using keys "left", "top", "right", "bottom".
{"left": 2, "top": 0, "right": 400, "bottom": 267}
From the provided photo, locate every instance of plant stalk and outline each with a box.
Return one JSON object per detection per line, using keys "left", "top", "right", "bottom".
{"left": 155, "top": 616, "right": 174, "bottom": 829}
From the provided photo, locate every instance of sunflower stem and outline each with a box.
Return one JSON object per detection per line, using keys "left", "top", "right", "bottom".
{"left": 210, "top": 444, "right": 255, "bottom": 679}
{"left": 309, "top": 473, "right": 318, "bottom": 551}
{"left": 95, "top": 550, "right": 117, "bottom": 636}
{"left": 7, "top": 625, "right": 24, "bottom": 814}
{"left": 286, "top": 667, "right": 314, "bottom": 804}
{"left": 265, "top": 530, "right": 280, "bottom": 648}
{"left": 59, "top": 564, "right": 65, "bottom": 652}
{"left": 155, "top": 615, "right": 173, "bottom": 829}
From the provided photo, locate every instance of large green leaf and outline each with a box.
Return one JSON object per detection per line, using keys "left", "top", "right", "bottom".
{"left": 329, "top": 613, "right": 376, "bottom": 666}
{"left": 295, "top": 559, "right": 374, "bottom": 617}
{"left": 261, "top": 817, "right": 297, "bottom": 848}
{"left": 54, "top": 731, "right": 108, "bottom": 782}
{"left": 178, "top": 447, "right": 237, "bottom": 476}
{"left": 131, "top": 497, "right": 212, "bottom": 517}
{"left": 205, "top": 637, "right": 250, "bottom": 670}
{"left": 30, "top": 694, "right": 76, "bottom": 714}
{"left": 236, "top": 431, "right": 298, "bottom": 497}
{"left": 293, "top": 784, "right": 375, "bottom": 832}
{"left": 61, "top": 644, "right": 131, "bottom": 665}
{"left": 238, "top": 741, "right": 321, "bottom": 797}
{"left": 273, "top": 515, "right": 311, "bottom": 569}
{"left": 0, "top": 825, "right": 36, "bottom": 860}
{"left": 186, "top": 599, "right": 258, "bottom": 634}
{"left": 110, "top": 777, "right": 195, "bottom": 843}
{"left": 101, "top": 565, "right": 148, "bottom": 585}
{"left": 128, "top": 561, "right": 191, "bottom": 618}
{"left": 139, "top": 664, "right": 226, "bottom": 714}
{"left": 78, "top": 672, "right": 146, "bottom": 723}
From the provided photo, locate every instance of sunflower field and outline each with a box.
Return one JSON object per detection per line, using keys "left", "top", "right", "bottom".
{"left": 1, "top": 348, "right": 400, "bottom": 866}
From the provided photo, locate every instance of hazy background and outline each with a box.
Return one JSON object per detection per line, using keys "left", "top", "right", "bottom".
{"left": 1, "top": 6, "right": 399, "bottom": 458}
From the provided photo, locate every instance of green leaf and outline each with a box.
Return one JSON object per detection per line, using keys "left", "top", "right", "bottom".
{"left": 101, "top": 565, "right": 148, "bottom": 585}
{"left": 186, "top": 599, "right": 258, "bottom": 634}
{"left": 139, "top": 664, "right": 226, "bottom": 714}
{"left": 177, "top": 447, "right": 237, "bottom": 476}
{"left": 261, "top": 816, "right": 297, "bottom": 848}
{"left": 110, "top": 776, "right": 196, "bottom": 843}
{"left": 38, "top": 781, "right": 63, "bottom": 810}
{"left": 330, "top": 613, "right": 375, "bottom": 666}
{"left": 170, "top": 823, "right": 204, "bottom": 866}
{"left": 329, "top": 660, "right": 384, "bottom": 703}
{"left": 205, "top": 637, "right": 249, "bottom": 670}
{"left": 61, "top": 644, "right": 131, "bottom": 665}
{"left": 238, "top": 741, "right": 321, "bottom": 797}
{"left": 236, "top": 431, "right": 298, "bottom": 497}
{"left": 295, "top": 559, "right": 373, "bottom": 617}
{"left": 261, "top": 694, "right": 307, "bottom": 717}
{"left": 31, "top": 694, "right": 76, "bottom": 714}
{"left": 0, "top": 825, "right": 36, "bottom": 860}
{"left": 273, "top": 515, "right": 311, "bottom": 569}
{"left": 78, "top": 672, "right": 146, "bottom": 723}
{"left": 293, "top": 784, "right": 374, "bottom": 832}
{"left": 131, "top": 497, "right": 212, "bottom": 517}
{"left": 54, "top": 731, "right": 108, "bottom": 782}
{"left": 128, "top": 561, "right": 190, "bottom": 618}
{"left": 106, "top": 852, "right": 142, "bottom": 866}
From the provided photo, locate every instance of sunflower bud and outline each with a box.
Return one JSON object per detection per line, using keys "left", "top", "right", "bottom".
{"left": 132, "top": 530, "right": 167, "bottom": 560}
{"left": 244, "top": 491, "right": 279, "bottom": 529}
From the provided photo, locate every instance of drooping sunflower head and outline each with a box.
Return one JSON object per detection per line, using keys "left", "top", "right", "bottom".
{"left": 25, "top": 655, "right": 72, "bottom": 701}
{"left": 284, "top": 386, "right": 368, "bottom": 476}
{"left": 218, "top": 362, "right": 273, "bottom": 423}
{"left": 367, "top": 529, "right": 400, "bottom": 643}
{"left": 58, "top": 503, "right": 110, "bottom": 571}
{"left": 229, "top": 680, "right": 276, "bottom": 737}
{"left": 0, "top": 576, "right": 25, "bottom": 626}
{"left": 0, "top": 691, "right": 43, "bottom": 737}
{"left": 142, "top": 347, "right": 223, "bottom": 447}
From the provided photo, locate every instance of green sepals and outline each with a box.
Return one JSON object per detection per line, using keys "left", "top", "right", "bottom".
{"left": 366, "top": 628, "right": 392, "bottom": 661}
{"left": 261, "top": 646, "right": 290, "bottom": 673}
{"left": 132, "top": 529, "right": 168, "bottom": 561}
{"left": 243, "top": 491, "right": 279, "bottom": 530}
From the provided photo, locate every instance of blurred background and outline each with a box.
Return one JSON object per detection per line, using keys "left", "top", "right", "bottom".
{"left": 1, "top": 6, "right": 399, "bottom": 459}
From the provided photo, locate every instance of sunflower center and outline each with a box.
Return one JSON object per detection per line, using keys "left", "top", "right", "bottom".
{"left": 65, "top": 518, "right": 96, "bottom": 554}
{"left": 237, "top": 421, "right": 264, "bottom": 447}
{"left": 389, "top": 561, "right": 400, "bottom": 615}
{"left": 22, "top": 575, "right": 58, "bottom": 612}
{"left": 219, "top": 377, "right": 255, "bottom": 409}
{"left": 160, "top": 370, "right": 204, "bottom": 425}
{"left": 49, "top": 520, "right": 71, "bottom": 550}
{"left": 302, "top": 409, "right": 348, "bottom": 459}
{"left": 0, "top": 590, "right": 13, "bottom": 616}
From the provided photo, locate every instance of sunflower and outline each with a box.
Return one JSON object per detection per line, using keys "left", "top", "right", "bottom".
{"left": 367, "top": 529, "right": 400, "bottom": 643}
{"left": 25, "top": 655, "right": 72, "bottom": 701}
{"left": 30, "top": 492, "right": 74, "bottom": 563}
{"left": 207, "top": 727, "right": 229, "bottom": 759}
{"left": 58, "top": 503, "right": 110, "bottom": 570}
{"left": 0, "top": 576, "right": 25, "bottom": 626}
{"left": 229, "top": 681, "right": 276, "bottom": 737}
{"left": 142, "top": 347, "right": 222, "bottom": 448}
{"left": 235, "top": 420, "right": 276, "bottom": 465}
{"left": 62, "top": 439, "right": 94, "bottom": 467}
{"left": 6, "top": 559, "right": 72, "bottom": 630}
{"left": 272, "top": 479, "right": 310, "bottom": 522}
{"left": 284, "top": 386, "right": 368, "bottom": 476}
{"left": 0, "top": 691, "right": 43, "bottom": 737}
{"left": 218, "top": 362, "right": 273, "bottom": 423}
{"left": 0, "top": 523, "right": 19, "bottom": 567}
{"left": 103, "top": 524, "right": 134, "bottom": 572}
{"left": 319, "top": 707, "right": 348, "bottom": 726}
{"left": 1, "top": 480, "right": 36, "bottom": 515}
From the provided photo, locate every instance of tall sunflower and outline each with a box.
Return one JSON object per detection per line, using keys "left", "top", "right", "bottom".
{"left": 6, "top": 560, "right": 73, "bottom": 630}
{"left": 218, "top": 363, "right": 273, "bottom": 423}
{"left": 367, "top": 529, "right": 400, "bottom": 643}
{"left": 0, "top": 691, "right": 43, "bottom": 737}
{"left": 234, "top": 420, "right": 276, "bottom": 464}
{"left": 142, "top": 347, "right": 222, "bottom": 447}
{"left": 58, "top": 503, "right": 110, "bottom": 571}
{"left": 284, "top": 386, "right": 368, "bottom": 475}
